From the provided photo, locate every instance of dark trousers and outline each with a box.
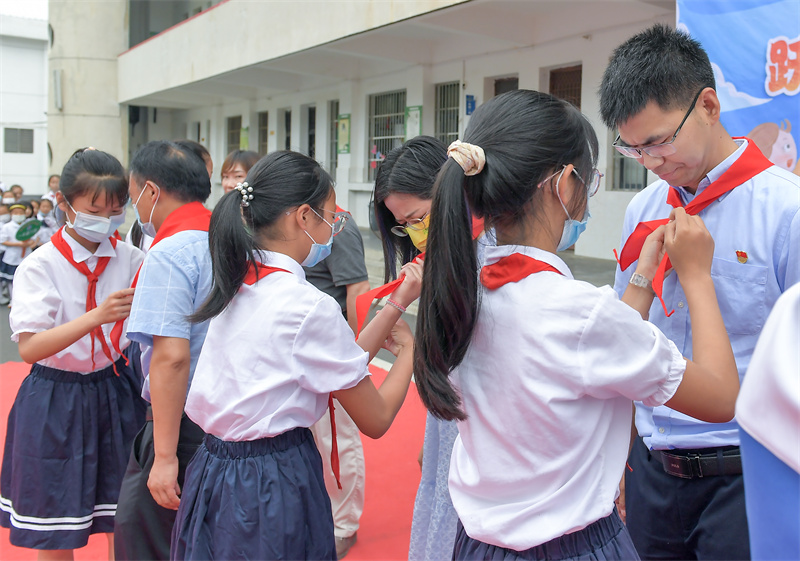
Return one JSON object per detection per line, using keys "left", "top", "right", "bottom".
{"left": 113, "top": 412, "right": 205, "bottom": 561}
{"left": 625, "top": 437, "right": 750, "bottom": 560}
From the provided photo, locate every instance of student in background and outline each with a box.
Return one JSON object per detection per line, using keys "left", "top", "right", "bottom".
{"left": 0, "top": 203, "right": 36, "bottom": 303}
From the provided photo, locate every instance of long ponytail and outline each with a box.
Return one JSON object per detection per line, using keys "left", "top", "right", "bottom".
{"left": 413, "top": 160, "right": 478, "bottom": 421}
{"left": 190, "top": 189, "right": 259, "bottom": 323}
{"left": 413, "top": 90, "right": 599, "bottom": 421}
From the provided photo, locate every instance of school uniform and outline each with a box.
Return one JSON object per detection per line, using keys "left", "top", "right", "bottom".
{"left": 614, "top": 139, "right": 800, "bottom": 560}
{"left": 449, "top": 245, "right": 686, "bottom": 560}
{"left": 171, "top": 250, "right": 370, "bottom": 561}
{"left": 0, "top": 220, "right": 25, "bottom": 280}
{"left": 0, "top": 229, "right": 145, "bottom": 550}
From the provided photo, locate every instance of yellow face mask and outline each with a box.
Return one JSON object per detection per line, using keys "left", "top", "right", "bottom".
{"left": 404, "top": 213, "right": 430, "bottom": 251}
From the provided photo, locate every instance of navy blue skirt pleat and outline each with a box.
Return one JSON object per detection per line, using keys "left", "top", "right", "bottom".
{"left": 171, "top": 428, "right": 337, "bottom": 561}
{"left": 453, "top": 509, "right": 640, "bottom": 561}
{"left": 0, "top": 358, "right": 141, "bottom": 549}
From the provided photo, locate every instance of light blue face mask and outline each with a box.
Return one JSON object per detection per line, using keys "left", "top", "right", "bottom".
{"left": 133, "top": 182, "right": 160, "bottom": 238}
{"left": 554, "top": 167, "right": 590, "bottom": 252}
{"left": 301, "top": 210, "right": 334, "bottom": 267}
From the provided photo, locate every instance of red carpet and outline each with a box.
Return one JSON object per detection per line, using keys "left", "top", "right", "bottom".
{"left": 0, "top": 361, "right": 426, "bottom": 560}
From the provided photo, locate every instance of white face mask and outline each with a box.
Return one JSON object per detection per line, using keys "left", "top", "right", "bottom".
{"left": 2, "top": 197, "right": 15, "bottom": 205}
{"left": 11, "top": 214, "right": 26, "bottom": 224}
{"left": 0, "top": 215, "right": 10, "bottom": 224}
{"left": 65, "top": 200, "right": 126, "bottom": 243}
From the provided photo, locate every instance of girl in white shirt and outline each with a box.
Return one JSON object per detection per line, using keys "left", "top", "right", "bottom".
{"left": 0, "top": 148, "right": 144, "bottom": 560}
{"left": 171, "top": 150, "right": 421, "bottom": 561}
{"left": 414, "top": 89, "right": 740, "bottom": 560}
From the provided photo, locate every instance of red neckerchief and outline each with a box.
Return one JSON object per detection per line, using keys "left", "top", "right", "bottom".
{"left": 354, "top": 216, "right": 485, "bottom": 334}
{"left": 244, "top": 259, "right": 345, "bottom": 490}
{"left": 480, "top": 252, "right": 563, "bottom": 289}
{"left": 109, "top": 202, "right": 212, "bottom": 360}
{"left": 51, "top": 227, "right": 121, "bottom": 375}
{"left": 614, "top": 138, "right": 772, "bottom": 317}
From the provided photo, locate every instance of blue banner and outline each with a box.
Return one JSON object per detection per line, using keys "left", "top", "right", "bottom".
{"left": 678, "top": 0, "right": 800, "bottom": 175}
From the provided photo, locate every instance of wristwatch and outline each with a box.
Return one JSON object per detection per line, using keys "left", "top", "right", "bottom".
{"left": 629, "top": 273, "right": 653, "bottom": 293}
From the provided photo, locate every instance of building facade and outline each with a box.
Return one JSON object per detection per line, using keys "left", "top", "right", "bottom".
{"left": 49, "top": 0, "right": 676, "bottom": 260}
{"left": 1, "top": 14, "right": 48, "bottom": 194}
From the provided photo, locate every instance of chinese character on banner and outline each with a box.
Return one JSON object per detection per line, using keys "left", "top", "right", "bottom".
{"left": 766, "top": 36, "right": 800, "bottom": 96}
{"left": 678, "top": 0, "right": 800, "bottom": 176}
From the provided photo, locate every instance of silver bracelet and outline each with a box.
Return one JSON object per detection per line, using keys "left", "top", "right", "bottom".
{"left": 385, "top": 299, "right": 407, "bottom": 313}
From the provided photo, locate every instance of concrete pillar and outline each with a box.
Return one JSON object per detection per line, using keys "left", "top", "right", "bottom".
{"left": 48, "top": 0, "right": 127, "bottom": 170}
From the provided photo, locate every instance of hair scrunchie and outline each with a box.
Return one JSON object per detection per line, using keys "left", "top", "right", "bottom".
{"left": 447, "top": 140, "right": 486, "bottom": 176}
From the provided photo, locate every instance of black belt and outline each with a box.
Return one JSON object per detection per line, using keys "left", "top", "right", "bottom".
{"left": 649, "top": 446, "right": 742, "bottom": 479}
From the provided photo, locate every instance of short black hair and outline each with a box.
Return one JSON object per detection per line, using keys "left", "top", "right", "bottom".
{"left": 60, "top": 148, "right": 128, "bottom": 207}
{"left": 130, "top": 140, "right": 211, "bottom": 203}
{"left": 174, "top": 139, "right": 212, "bottom": 169}
{"left": 599, "top": 23, "right": 715, "bottom": 128}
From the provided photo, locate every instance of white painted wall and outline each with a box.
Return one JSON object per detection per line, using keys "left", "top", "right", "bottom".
{"left": 0, "top": 15, "right": 48, "bottom": 194}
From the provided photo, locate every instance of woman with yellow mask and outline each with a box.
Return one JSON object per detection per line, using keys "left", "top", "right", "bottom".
{"left": 373, "top": 136, "right": 491, "bottom": 561}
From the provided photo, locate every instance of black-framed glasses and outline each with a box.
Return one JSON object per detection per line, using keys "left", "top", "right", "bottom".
{"left": 613, "top": 87, "right": 705, "bottom": 159}
{"left": 390, "top": 212, "right": 430, "bottom": 237}
{"left": 313, "top": 208, "right": 349, "bottom": 236}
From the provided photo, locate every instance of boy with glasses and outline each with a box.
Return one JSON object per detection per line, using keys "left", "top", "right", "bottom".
{"left": 600, "top": 24, "right": 799, "bottom": 560}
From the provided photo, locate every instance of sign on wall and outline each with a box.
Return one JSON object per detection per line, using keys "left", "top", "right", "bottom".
{"left": 677, "top": 0, "right": 800, "bottom": 175}
{"left": 405, "top": 106, "right": 422, "bottom": 139}
{"left": 337, "top": 114, "right": 350, "bottom": 154}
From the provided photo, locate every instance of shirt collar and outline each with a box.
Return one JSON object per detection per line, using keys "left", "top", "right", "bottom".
{"left": 255, "top": 249, "right": 307, "bottom": 281}
{"left": 483, "top": 244, "right": 574, "bottom": 280}
{"left": 676, "top": 138, "right": 748, "bottom": 202}
{"left": 63, "top": 230, "right": 117, "bottom": 263}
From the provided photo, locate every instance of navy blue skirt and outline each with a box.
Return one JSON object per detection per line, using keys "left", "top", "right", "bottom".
{"left": 171, "top": 428, "right": 337, "bottom": 561}
{"left": 0, "top": 358, "right": 141, "bottom": 549}
{"left": 453, "top": 509, "right": 639, "bottom": 561}
{"left": 0, "top": 260, "right": 18, "bottom": 281}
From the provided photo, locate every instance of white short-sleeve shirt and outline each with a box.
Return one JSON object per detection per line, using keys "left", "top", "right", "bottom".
{"left": 449, "top": 245, "right": 686, "bottom": 550}
{"left": 10, "top": 230, "right": 144, "bottom": 373}
{"left": 185, "top": 251, "right": 370, "bottom": 441}
{"left": 1, "top": 221, "right": 25, "bottom": 266}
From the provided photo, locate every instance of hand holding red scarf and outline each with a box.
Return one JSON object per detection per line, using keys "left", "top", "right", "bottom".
{"left": 614, "top": 138, "right": 772, "bottom": 316}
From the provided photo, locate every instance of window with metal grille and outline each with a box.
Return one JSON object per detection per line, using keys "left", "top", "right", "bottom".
{"left": 307, "top": 106, "right": 316, "bottom": 160}
{"left": 328, "top": 100, "right": 339, "bottom": 176}
{"left": 258, "top": 112, "right": 269, "bottom": 155}
{"left": 368, "top": 90, "right": 406, "bottom": 181}
{"left": 435, "top": 82, "right": 460, "bottom": 146}
{"left": 226, "top": 116, "right": 242, "bottom": 156}
{"left": 283, "top": 110, "right": 292, "bottom": 151}
{"left": 4, "top": 128, "right": 34, "bottom": 154}
{"left": 610, "top": 130, "right": 649, "bottom": 191}
{"left": 494, "top": 77, "right": 518, "bottom": 97}
{"left": 549, "top": 65, "right": 582, "bottom": 109}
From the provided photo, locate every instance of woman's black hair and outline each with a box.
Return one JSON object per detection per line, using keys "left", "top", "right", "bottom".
{"left": 373, "top": 136, "right": 447, "bottom": 282}
{"left": 59, "top": 148, "right": 128, "bottom": 207}
{"left": 414, "top": 90, "right": 598, "bottom": 421}
{"left": 191, "top": 151, "right": 333, "bottom": 323}
{"left": 221, "top": 150, "right": 260, "bottom": 176}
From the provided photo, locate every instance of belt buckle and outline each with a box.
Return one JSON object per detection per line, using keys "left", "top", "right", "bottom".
{"left": 661, "top": 452, "right": 697, "bottom": 479}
